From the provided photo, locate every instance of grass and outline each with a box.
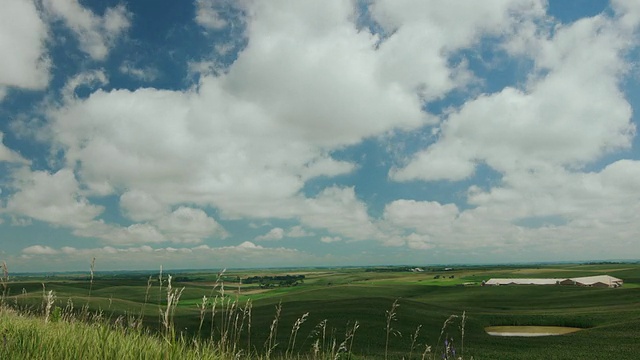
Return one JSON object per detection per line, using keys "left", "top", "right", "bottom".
{"left": 1, "top": 262, "right": 640, "bottom": 359}
{"left": 0, "top": 307, "right": 222, "bottom": 360}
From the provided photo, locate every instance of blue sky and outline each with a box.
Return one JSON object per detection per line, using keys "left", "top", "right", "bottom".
{"left": 2, "top": 0, "right": 640, "bottom": 272}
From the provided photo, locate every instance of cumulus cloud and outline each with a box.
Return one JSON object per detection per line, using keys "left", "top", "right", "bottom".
{"left": 392, "top": 9, "right": 637, "bottom": 181}
{"left": 320, "top": 236, "right": 341, "bottom": 243}
{"left": 0, "top": 0, "right": 50, "bottom": 96}
{"left": 4, "top": 1, "right": 640, "bottom": 265}
{"left": 369, "top": 0, "right": 546, "bottom": 100}
{"left": 195, "top": 0, "right": 237, "bottom": 30}
{"left": 22, "top": 245, "right": 58, "bottom": 255}
{"left": 119, "top": 61, "right": 159, "bottom": 82}
{"left": 612, "top": 0, "right": 640, "bottom": 29}
{"left": 6, "top": 168, "right": 103, "bottom": 228}
{"left": 383, "top": 200, "right": 459, "bottom": 235}
{"left": 119, "top": 190, "right": 167, "bottom": 222}
{"left": 71, "top": 207, "right": 226, "bottom": 246}
{"left": 61, "top": 69, "right": 108, "bottom": 100}
{"left": 286, "top": 225, "right": 314, "bottom": 238}
{"left": 43, "top": 0, "right": 131, "bottom": 60}
{"left": 154, "top": 206, "right": 226, "bottom": 244}
{"left": 380, "top": 159, "right": 640, "bottom": 258}
{"left": 73, "top": 221, "right": 167, "bottom": 246}
{"left": 0, "top": 132, "right": 30, "bottom": 164}
{"left": 299, "top": 186, "right": 381, "bottom": 240}
{"left": 15, "top": 240, "right": 315, "bottom": 271}
{"left": 255, "top": 227, "right": 284, "bottom": 241}
{"left": 42, "top": 1, "right": 552, "bottom": 242}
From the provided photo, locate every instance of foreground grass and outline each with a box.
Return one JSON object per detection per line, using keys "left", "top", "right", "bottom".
{"left": 3, "top": 263, "right": 639, "bottom": 359}
{"left": 0, "top": 308, "right": 222, "bottom": 360}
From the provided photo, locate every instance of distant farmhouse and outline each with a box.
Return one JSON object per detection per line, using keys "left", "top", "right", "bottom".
{"left": 483, "top": 275, "right": 623, "bottom": 288}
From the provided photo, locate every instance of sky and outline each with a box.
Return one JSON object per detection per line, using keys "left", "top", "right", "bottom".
{"left": 1, "top": 0, "right": 640, "bottom": 272}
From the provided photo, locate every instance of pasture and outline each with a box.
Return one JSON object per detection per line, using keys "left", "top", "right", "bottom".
{"left": 3, "top": 262, "right": 640, "bottom": 359}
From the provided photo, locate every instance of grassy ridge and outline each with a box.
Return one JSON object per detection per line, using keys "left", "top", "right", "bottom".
{"left": 0, "top": 308, "right": 222, "bottom": 360}
{"left": 1, "top": 263, "right": 640, "bottom": 359}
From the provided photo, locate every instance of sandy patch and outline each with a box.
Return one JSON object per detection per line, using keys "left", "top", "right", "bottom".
{"left": 485, "top": 326, "right": 582, "bottom": 337}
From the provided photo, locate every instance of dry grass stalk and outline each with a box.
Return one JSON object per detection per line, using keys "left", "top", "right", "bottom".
{"left": 286, "top": 312, "right": 309, "bottom": 356}
{"left": 140, "top": 275, "right": 153, "bottom": 322}
{"left": 264, "top": 301, "right": 282, "bottom": 359}
{"left": 346, "top": 320, "right": 360, "bottom": 359}
{"left": 244, "top": 299, "right": 253, "bottom": 352}
{"left": 334, "top": 321, "right": 359, "bottom": 360}
{"left": 210, "top": 295, "right": 218, "bottom": 342}
{"left": 420, "top": 343, "right": 432, "bottom": 360}
{"left": 434, "top": 314, "right": 458, "bottom": 360}
{"left": 64, "top": 298, "right": 75, "bottom": 321}
{"left": 1, "top": 262, "right": 8, "bottom": 302}
{"left": 460, "top": 311, "right": 466, "bottom": 358}
{"left": 160, "top": 274, "right": 185, "bottom": 341}
{"left": 198, "top": 295, "right": 208, "bottom": 335}
{"left": 409, "top": 324, "right": 422, "bottom": 359}
{"left": 42, "top": 284, "right": 56, "bottom": 323}
{"left": 88, "top": 257, "right": 95, "bottom": 299}
{"left": 307, "top": 318, "right": 328, "bottom": 357}
{"left": 385, "top": 299, "right": 401, "bottom": 360}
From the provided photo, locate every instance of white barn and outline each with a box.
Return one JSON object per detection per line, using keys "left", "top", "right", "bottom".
{"left": 561, "top": 275, "right": 623, "bottom": 288}
{"left": 484, "top": 275, "right": 623, "bottom": 288}
{"left": 484, "top": 278, "right": 563, "bottom": 286}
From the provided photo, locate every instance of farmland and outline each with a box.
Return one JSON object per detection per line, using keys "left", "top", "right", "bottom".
{"left": 2, "top": 262, "right": 640, "bottom": 359}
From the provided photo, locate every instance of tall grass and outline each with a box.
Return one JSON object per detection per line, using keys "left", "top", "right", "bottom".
{"left": 0, "top": 261, "right": 472, "bottom": 359}
{"left": 1, "top": 262, "right": 8, "bottom": 302}
{"left": 0, "top": 307, "right": 222, "bottom": 360}
{"left": 384, "top": 299, "right": 400, "bottom": 360}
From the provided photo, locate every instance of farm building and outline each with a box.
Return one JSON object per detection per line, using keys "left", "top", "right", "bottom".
{"left": 560, "top": 275, "right": 623, "bottom": 287}
{"left": 484, "top": 275, "right": 623, "bottom": 288}
{"left": 484, "top": 278, "right": 563, "bottom": 286}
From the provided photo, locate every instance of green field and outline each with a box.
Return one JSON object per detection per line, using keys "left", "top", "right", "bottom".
{"left": 2, "top": 263, "right": 640, "bottom": 359}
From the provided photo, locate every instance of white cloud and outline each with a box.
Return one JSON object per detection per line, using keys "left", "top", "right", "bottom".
{"left": 43, "top": 0, "right": 131, "bottom": 60}
{"left": 14, "top": 241, "right": 316, "bottom": 271}
{"left": 369, "top": 0, "right": 546, "bottom": 100}
{"left": 0, "top": 132, "right": 30, "bottom": 164}
{"left": 300, "top": 157, "right": 356, "bottom": 181}
{"left": 0, "top": 0, "right": 50, "bottom": 95}
{"left": 255, "top": 227, "right": 284, "bottom": 241}
{"left": 383, "top": 200, "right": 459, "bottom": 235}
{"left": 62, "top": 69, "right": 108, "bottom": 100}
{"left": 72, "top": 221, "right": 166, "bottom": 245}
{"left": 119, "top": 190, "right": 167, "bottom": 222}
{"left": 70, "top": 206, "right": 227, "bottom": 246}
{"left": 381, "top": 200, "right": 458, "bottom": 250}
{"left": 119, "top": 62, "right": 159, "bottom": 82}
{"left": 17, "top": 241, "right": 311, "bottom": 269}
{"left": 22, "top": 245, "right": 58, "bottom": 255}
{"left": 467, "top": 161, "right": 640, "bottom": 225}
{"left": 6, "top": 168, "right": 103, "bottom": 228}
{"left": 299, "top": 187, "right": 381, "bottom": 241}
{"left": 44, "top": 0, "right": 545, "bottom": 236}
{"left": 225, "top": 1, "right": 432, "bottom": 148}
{"left": 195, "top": 0, "right": 235, "bottom": 30}
{"left": 380, "top": 159, "right": 640, "bottom": 258}
{"left": 287, "top": 225, "right": 313, "bottom": 238}
{"left": 154, "top": 206, "right": 226, "bottom": 244}
{"left": 6, "top": 0, "right": 639, "bottom": 264}
{"left": 404, "top": 233, "right": 432, "bottom": 250}
{"left": 612, "top": 0, "right": 640, "bottom": 30}
{"left": 320, "top": 236, "right": 341, "bottom": 243}
{"left": 235, "top": 241, "right": 262, "bottom": 249}
{"left": 392, "top": 10, "right": 637, "bottom": 182}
